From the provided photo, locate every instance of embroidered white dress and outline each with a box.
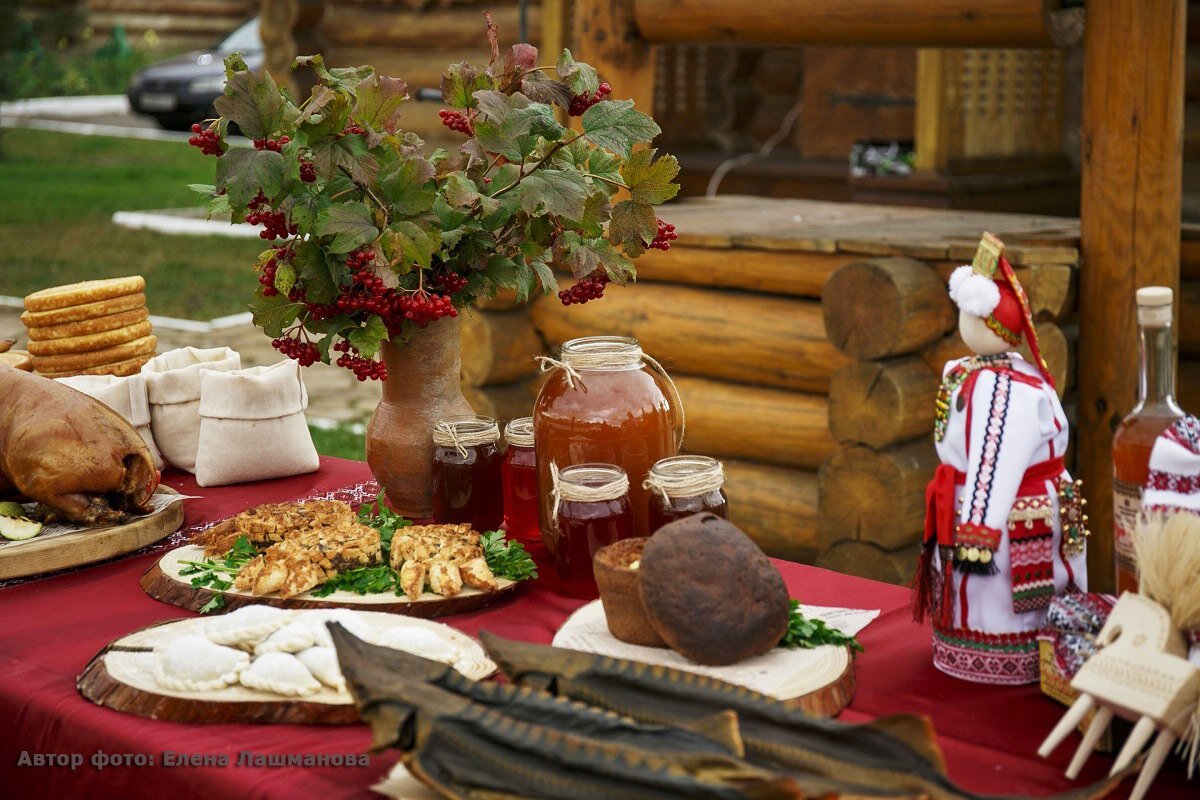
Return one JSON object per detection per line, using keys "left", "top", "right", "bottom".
{"left": 929, "top": 353, "right": 1088, "bottom": 684}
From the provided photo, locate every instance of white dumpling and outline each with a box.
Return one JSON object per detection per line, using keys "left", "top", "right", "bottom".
{"left": 205, "top": 605, "right": 292, "bottom": 649}
{"left": 371, "top": 625, "right": 459, "bottom": 665}
{"left": 254, "top": 620, "right": 316, "bottom": 655}
{"left": 154, "top": 634, "right": 249, "bottom": 692}
{"left": 239, "top": 652, "right": 321, "bottom": 697}
{"left": 295, "top": 647, "right": 345, "bottom": 693}
{"left": 302, "top": 609, "right": 372, "bottom": 648}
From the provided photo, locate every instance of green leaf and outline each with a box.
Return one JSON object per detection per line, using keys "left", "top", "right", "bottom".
{"left": 206, "top": 192, "right": 232, "bottom": 221}
{"left": 188, "top": 183, "right": 215, "bottom": 196}
{"left": 293, "top": 55, "right": 374, "bottom": 93}
{"left": 316, "top": 204, "right": 379, "bottom": 253}
{"left": 377, "top": 150, "right": 436, "bottom": 217}
{"left": 215, "top": 148, "right": 286, "bottom": 208}
{"left": 529, "top": 254, "right": 558, "bottom": 295}
{"left": 299, "top": 90, "right": 351, "bottom": 141}
{"left": 440, "top": 61, "right": 494, "bottom": 109}
{"left": 249, "top": 291, "right": 301, "bottom": 337}
{"left": 556, "top": 49, "right": 599, "bottom": 96}
{"left": 581, "top": 192, "right": 612, "bottom": 232}
{"left": 310, "top": 135, "right": 377, "bottom": 185}
{"left": 520, "top": 71, "right": 573, "bottom": 108}
{"left": 273, "top": 262, "right": 297, "bottom": 295}
{"left": 352, "top": 73, "right": 409, "bottom": 134}
{"left": 620, "top": 148, "right": 680, "bottom": 205}
{"left": 517, "top": 169, "right": 588, "bottom": 220}
{"left": 586, "top": 148, "right": 623, "bottom": 190}
{"left": 286, "top": 191, "right": 330, "bottom": 232}
{"left": 347, "top": 314, "right": 388, "bottom": 359}
{"left": 383, "top": 220, "right": 437, "bottom": 270}
{"left": 609, "top": 199, "right": 657, "bottom": 257}
{"left": 512, "top": 260, "right": 537, "bottom": 303}
{"left": 581, "top": 99, "right": 661, "bottom": 156}
{"left": 214, "top": 65, "right": 294, "bottom": 139}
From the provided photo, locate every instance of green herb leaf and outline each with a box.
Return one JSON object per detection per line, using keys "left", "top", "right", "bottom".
{"left": 581, "top": 99, "right": 661, "bottom": 157}
{"left": 198, "top": 595, "right": 226, "bottom": 614}
{"left": 480, "top": 530, "right": 538, "bottom": 582}
{"left": 778, "top": 600, "right": 863, "bottom": 653}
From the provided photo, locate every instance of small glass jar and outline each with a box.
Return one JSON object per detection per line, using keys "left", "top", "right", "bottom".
{"left": 644, "top": 455, "right": 728, "bottom": 533}
{"left": 432, "top": 415, "right": 503, "bottom": 531}
{"left": 551, "top": 463, "right": 634, "bottom": 598}
{"left": 501, "top": 417, "right": 540, "bottom": 545}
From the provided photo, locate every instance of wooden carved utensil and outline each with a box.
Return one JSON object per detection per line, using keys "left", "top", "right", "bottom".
{"left": 1038, "top": 592, "right": 1200, "bottom": 800}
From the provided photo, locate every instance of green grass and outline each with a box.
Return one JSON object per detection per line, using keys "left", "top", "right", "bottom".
{"left": 308, "top": 423, "right": 367, "bottom": 461}
{"left": 0, "top": 129, "right": 263, "bottom": 319}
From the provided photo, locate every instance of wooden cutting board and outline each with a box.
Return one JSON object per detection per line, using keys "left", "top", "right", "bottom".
{"left": 142, "top": 544, "right": 522, "bottom": 618}
{"left": 0, "top": 487, "right": 184, "bottom": 580}
{"left": 77, "top": 612, "right": 497, "bottom": 725}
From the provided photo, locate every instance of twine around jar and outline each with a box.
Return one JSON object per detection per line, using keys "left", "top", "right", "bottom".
{"left": 504, "top": 417, "right": 535, "bottom": 448}
{"left": 536, "top": 337, "right": 687, "bottom": 448}
{"left": 550, "top": 461, "right": 630, "bottom": 527}
{"left": 433, "top": 415, "right": 500, "bottom": 459}
{"left": 643, "top": 455, "right": 725, "bottom": 503}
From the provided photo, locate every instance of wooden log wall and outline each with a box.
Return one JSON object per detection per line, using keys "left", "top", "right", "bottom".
{"left": 85, "top": 0, "right": 255, "bottom": 50}
{"left": 458, "top": 291, "right": 543, "bottom": 426}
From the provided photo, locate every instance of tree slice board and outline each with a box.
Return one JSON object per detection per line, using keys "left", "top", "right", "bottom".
{"left": 142, "top": 544, "right": 522, "bottom": 618}
{"left": 0, "top": 487, "right": 184, "bottom": 580}
{"left": 553, "top": 601, "right": 857, "bottom": 717}
{"left": 77, "top": 611, "right": 497, "bottom": 725}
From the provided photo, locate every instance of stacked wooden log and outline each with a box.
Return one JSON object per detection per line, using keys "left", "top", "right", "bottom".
{"left": 819, "top": 250, "right": 1079, "bottom": 585}
{"left": 459, "top": 291, "right": 542, "bottom": 425}
{"left": 86, "top": 0, "right": 255, "bottom": 50}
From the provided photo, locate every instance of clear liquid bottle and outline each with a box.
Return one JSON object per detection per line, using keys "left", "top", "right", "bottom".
{"left": 1112, "top": 287, "right": 1184, "bottom": 593}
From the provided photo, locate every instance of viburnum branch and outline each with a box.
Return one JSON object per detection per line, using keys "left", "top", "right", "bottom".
{"left": 490, "top": 135, "right": 582, "bottom": 198}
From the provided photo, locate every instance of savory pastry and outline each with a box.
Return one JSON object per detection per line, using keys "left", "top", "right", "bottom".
{"left": 0, "top": 368, "right": 157, "bottom": 525}
{"left": 233, "top": 522, "right": 381, "bottom": 599}
{"left": 459, "top": 557, "right": 499, "bottom": 592}
{"left": 389, "top": 523, "right": 477, "bottom": 569}
{"left": 372, "top": 626, "right": 460, "bottom": 665}
{"left": 195, "top": 499, "right": 356, "bottom": 556}
{"left": 25, "top": 307, "right": 149, "bottom": 341}
{"left": 23, "top": 276, "right": 145, "bottom": 312}
{"left": 388, "top": 523, "right": 495, "bottom": 599}
{"left": 204, "top": 605, "right": 291, "bottom": 649}
{"left": 26, "top": 320, "right": 153, "bottom": 357}
{"left": 30, "top": 334, "right": 156, "bottom": 374}
{"left": 427, "top": 559, "right": 463, "bottom": 597}
{"left": 254, "top": 621, "right": 317, "bottom": 655}
{"left": 238, "top": 652, "right": 321, "bottom": 697}
{"left": 37, "top": 354, "right": 150, "bottom": 379}
{"left": 638, "top": 514, "right": 790, "bottom": 666}
{"left": 399, "top": 559, "right": 428, "bottom": 601}
{"left": 20, "top": 291, "right": 146, "bottom": 327}
{"left": 153, "top": 634, "right": 249, "bottom": 692}
{"left": 295, "top": 647, "right": 345, "bottom": 693}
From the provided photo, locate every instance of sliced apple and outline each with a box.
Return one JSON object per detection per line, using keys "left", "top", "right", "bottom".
{"left": 0, "top": 501, "right": 26, "bottom": 517}
{"left": 0, "top": 515, "right": 42, "bottom": 541}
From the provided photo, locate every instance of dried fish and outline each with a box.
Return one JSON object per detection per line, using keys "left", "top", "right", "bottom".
{"left": 479, "top": 632, "right": 1131, "bottom": 800}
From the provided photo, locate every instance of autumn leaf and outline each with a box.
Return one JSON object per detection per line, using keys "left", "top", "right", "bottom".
{"left": 581, "top": 100, "right": 661, "bottom": 156}
{"left": 609, "top": 199, "right": 657, "bottom": 257}
{"left": 620, "top": 149, "right": 680, "bottom": 205}
{"left": 352, "top": 74, "right": 409, "bottom": 134}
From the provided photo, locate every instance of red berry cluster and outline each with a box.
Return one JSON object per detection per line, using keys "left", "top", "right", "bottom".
{"left": 558, "top": 269, "right": 610, "bottom": 306}
{"left": 341, "top": 122, "right": 365, "bottom": 137}
{"left": 397, "top": 292, "right": 457, "bottom": 327}
{"left": 258, "top": 246, "right": 293, "bottom": 297}
{"left": 246, "top": 192, "right": 296, "bottom": 241}
{"left": 188, "top": 123, "right": 222, "bottom": 156}
{"left": 299, "top": 160, "right": 316, "bottom": 182}
{"left": 332, "top": 340, "right": 387, "bottom": 381}
{"left": 253, "top": 135, "right": 290, "bottom": 152}
{"left": 271, "top": 335, "right": 320, "bottom": 367}
{"left": 568, "top": 82, "right": 612, "bottom": 116}
{"left": 648, "top": 218, "right": 677, "bottom": 251}
{"left": 438, "top": 109, "right": 474, "bottom": 136}
{"left": 435, "top": 271, "right": 468, "bottom": 294}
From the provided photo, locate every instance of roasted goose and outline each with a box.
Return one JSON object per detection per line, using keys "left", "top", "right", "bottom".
{"left": 0, "top": 367, "right": 157, "bottom": 525}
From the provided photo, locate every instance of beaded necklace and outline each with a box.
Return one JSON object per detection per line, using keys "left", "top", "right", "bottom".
{"left": 934, "top": 354, "right": 1011, "bottom": 442}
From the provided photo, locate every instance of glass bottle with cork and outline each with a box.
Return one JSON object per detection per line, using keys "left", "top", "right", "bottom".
{"left": 1112, "top": 286, "right": 1184, "bottom": 593}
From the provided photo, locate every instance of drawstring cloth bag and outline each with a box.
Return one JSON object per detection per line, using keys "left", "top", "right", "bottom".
{"left": 55, "top": 373, "right": 164, "bottom": 470}
{"left": 194, "top": 360, "right": 319, "bottom": 487}
{"left": 142, "top": 346, "right": 241, "bottom": 472}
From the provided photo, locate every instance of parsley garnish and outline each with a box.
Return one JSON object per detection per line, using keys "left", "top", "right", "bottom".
{"left": 480, "top": 530, "right": 538, "bottom": 582}
{"left": 778, "top": 600, "right": 863, "bottom": 653}
{"left": 178, "top": 535, "right": 257, "bottom": 613}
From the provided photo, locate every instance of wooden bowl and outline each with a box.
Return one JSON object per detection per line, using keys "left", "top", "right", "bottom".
{"left": 592, "top": 538, "right": 665, "bottom": 648}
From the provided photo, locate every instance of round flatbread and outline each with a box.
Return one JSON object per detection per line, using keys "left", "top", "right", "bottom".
{"left": 32, "top": 335, "right": 157, "bottom": 373}
{"left": 24, "top": 277, "right": 145, "bottom": 312}
{"left": 26, "top": 320, "right": 153, "bottom": 357}
{"left": 21, "top": 293, "right": 147, "bottom": 327}
{"left": 0, "top": 351, "right": 33, "bottom": 371}
{"left": 25, "top": 307, "right": 150, "bottom": 341}
{"left": 39, "top": 354, "right": 152, "bottom": 378}
{"left": 638, "top": 514, "right": 790, "bottom": 667}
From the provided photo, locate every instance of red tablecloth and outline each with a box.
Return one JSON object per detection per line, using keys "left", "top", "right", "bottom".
{"left": 0, "top": 457, "right": 1190, "bottom": 798}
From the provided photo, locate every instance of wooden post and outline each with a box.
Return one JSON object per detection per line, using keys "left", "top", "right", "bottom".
{"left": 1077, "top": 0, "right": 1185, "bottom": 591}
{"left": 572, "top": 0, "right": 656, "bottom": 115}
{"left": 260, "top": 0, "right": 327, "bottom": 96}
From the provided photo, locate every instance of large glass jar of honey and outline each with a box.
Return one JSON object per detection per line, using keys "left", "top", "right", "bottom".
{"left": 644, "top": 455, "right": 728, "bottom": 533}
{"left": 432, "top": 415, "right": 503, "bottom": 531}
{"left": 534, "top": 336, "right": 681, "bottom": 547}
{"left": 550, "top": 463, "right": 634, "bottom": 597}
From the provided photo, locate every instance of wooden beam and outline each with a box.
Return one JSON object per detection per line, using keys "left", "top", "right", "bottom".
{"left": 572, "top": 0, "right": 656, "bottom": 116}
{"left": 631, "top": 0, "right": 1081, "bottom": 48}
{"left": 261, "top": 0, "right": 327, "bottom": 96}
{"left": 1077, "top": 0, "right": 1185, "bottom": 592}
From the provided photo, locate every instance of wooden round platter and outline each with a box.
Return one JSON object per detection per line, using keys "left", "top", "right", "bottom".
{"left": 553, "top": 601, "right": 856, "bottom": 717}
{"left": 0, "top": 487, "right": 184, "bottom": 581}
{"left": 77, "top": 611, "right": 497, "bottom": 725}
{"left": 142, "top": 544, "right": 522, "bottom": 618}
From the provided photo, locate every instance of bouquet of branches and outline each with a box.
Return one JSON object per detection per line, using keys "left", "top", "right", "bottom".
{"left": 189, "top": 15, "right": 679, "bottom": 381}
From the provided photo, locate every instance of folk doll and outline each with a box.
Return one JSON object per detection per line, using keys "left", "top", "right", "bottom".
{"left": 914, "top": 233, "right": 1089, "bottom": 685}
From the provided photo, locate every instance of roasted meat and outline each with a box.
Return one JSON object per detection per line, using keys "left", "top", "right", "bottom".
{"left": 0, "top": 367, "right": 157, "bottom": 526}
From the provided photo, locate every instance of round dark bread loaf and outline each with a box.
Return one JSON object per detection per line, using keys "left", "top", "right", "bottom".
{"left": 638, "top": 513, "right": 789, "bottom": 665}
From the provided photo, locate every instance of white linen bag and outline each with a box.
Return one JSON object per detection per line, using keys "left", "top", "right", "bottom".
{"left": 55, "top": 373, "right": 165, "bottom": 470}
{"left": 142, "top": 346, "right": 241, "bottom": 472}
{"left": 194, "top": 360, "right": 319, "bottom": 487}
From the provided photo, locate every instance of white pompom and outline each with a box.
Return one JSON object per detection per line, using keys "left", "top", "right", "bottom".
{"left": 948, "top": 266, "right": 1000, "bottom": 317}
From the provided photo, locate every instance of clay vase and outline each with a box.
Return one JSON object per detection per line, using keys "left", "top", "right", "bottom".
{"left": 365, "top": 317, "right": 473, "bottom": 518}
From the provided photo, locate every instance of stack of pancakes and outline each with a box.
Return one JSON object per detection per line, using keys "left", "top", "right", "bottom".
{"left": 22, "top": 277, "right": 157, "bottom": 378}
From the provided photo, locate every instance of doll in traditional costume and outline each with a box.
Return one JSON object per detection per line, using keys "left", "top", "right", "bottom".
{"left": 914, "top": 232, "right": 1089, "bottom": 685}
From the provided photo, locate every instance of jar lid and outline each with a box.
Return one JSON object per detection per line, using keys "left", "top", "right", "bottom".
{"left": 644, "top": 455, "right": 725, "bottom": 500}
{"left": 504, "top": 417, "right": 535, "bottom": 447}
{"left": 433, "top": 415, "right": 500, "bottom": 456}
